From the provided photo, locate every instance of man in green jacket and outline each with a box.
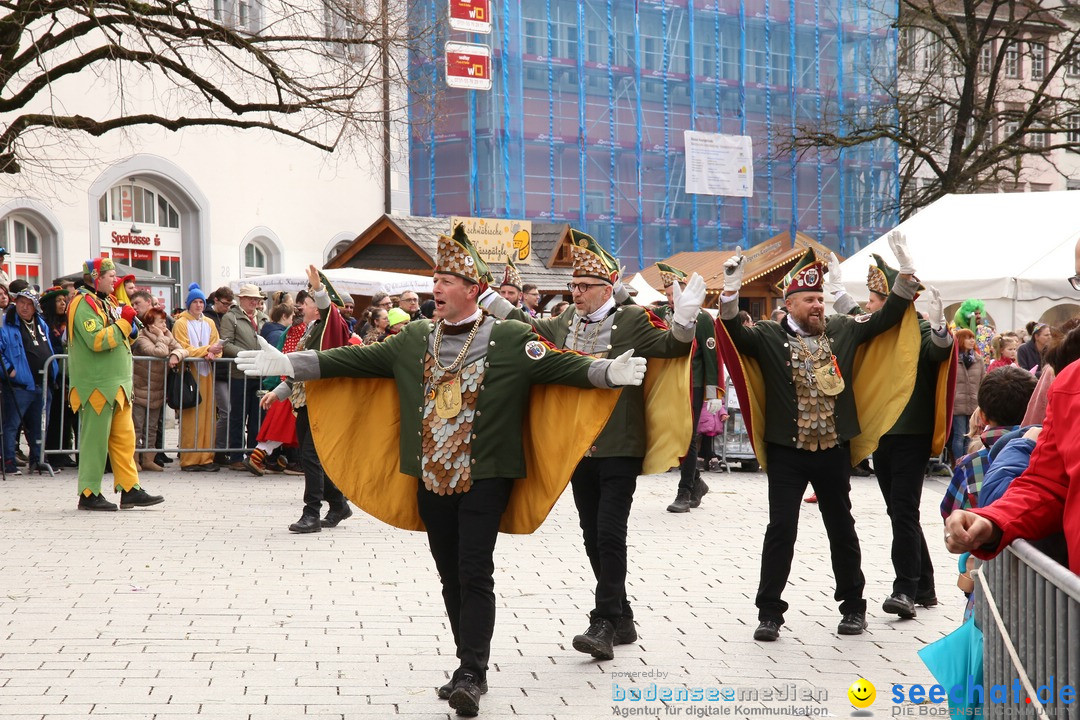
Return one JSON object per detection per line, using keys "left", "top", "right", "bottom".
{"left": 831, "top": 254, "right": 954, "bottom": 618}
{"left": 717, "top": 234, "right": 920, "bottom": 642}
{"left": 481, "top": 231, "right": 704, "bottom": 662}
{"left": 655, "top": 262, "right": 723, "bottom": 513}
{"left": 236, "top": 226, "right": 645, "bottom": 718}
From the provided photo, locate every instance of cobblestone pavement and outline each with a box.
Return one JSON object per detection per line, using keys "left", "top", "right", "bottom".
{"left": 0, "top": 463, "right": 966, "bottom": 719}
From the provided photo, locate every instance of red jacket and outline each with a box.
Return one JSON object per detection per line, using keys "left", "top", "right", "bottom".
{"left": 972, "top": 361, "right": 1080, "bottom": 574}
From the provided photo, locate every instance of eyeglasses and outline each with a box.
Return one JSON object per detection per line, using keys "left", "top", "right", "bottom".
{"left": 401, "top": 297, "right": 419, "bottom": 304}
{"left": 377, "top": 300, "right": 393, "bottom": 307}
{"left": 567, "top": 282, "right": 606, "bottom": 293}
{"left": 1069, "top": 275, "right": 1080, "bottom": 291}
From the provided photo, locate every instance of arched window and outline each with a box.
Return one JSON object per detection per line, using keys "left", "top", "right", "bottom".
{"left": 0, "top": 214, "right": 43, "bottom": 286}
{"left": 243, "top": 241, "right": 268, "bottom": 277}
{"left": 328, "top": 239, "right": 352, "bottom": 260}
{"left": 98, "top": 178, "right": 184, "bottom": 281}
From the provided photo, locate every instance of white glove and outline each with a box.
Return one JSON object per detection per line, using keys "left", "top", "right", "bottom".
{"left": 723, "top": 252, "right": 746, "bottom": 293}
{"left": 927, "top": 285, "right": 946, "bottom": 330}
{"left": 706, "top": 398, "right": 725, "bottom": 414}
{"left": 824, "top": 252, "right": 844, "bottom": 297}
{"left": 672, "top": 272, "right": 706, "bottom": 326}
{"left": 235, "top": 336, "right": 294, "bottom": 377}
{"left": 606, "top": 349, "right": 647, "bottom": 387}
{"left": 887, "top": 230, "right": 916, "bottom": 275}
{"left": 477, "top": 286, "right": 498, "bottom": 310}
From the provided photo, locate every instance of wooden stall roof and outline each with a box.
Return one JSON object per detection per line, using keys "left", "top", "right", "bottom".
{"left": 325, "top": 214, "right": 580, "bottom": 294}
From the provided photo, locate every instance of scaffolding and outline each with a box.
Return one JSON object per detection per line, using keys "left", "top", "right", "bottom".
{"left": 409, "top": 0, "right": 899, "bottom": 270}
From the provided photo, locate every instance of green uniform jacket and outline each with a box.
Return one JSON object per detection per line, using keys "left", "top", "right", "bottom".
{"left": 721, "top": 291, "right": 910, "bottom": 449}
{"left": 66, "top": 289, "right": 135, "bottom": 409}
{"left": 313, "top": 317, "right": 604, "bottom": 480}
{"left": 506, "top": 304, "right": 692, "bottom": 458}
{"left": 660, "top": 306, "right": 719, "bottom": 390}
{"left": 888, "top": 319, "right": 954, "bottom": 435}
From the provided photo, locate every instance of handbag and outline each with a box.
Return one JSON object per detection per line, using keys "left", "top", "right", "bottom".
{"left": 697, "top": 406, "right": 726, "bottom": 437}
{"left": 166, "top": 366, "right": 202, "bottom": 410}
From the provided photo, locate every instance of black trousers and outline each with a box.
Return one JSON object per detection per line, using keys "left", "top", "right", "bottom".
{"left": 295, "top": 407, "right": 346, "bottom": 518}
{"left": 873, "top": 433, "right": 936, "bottom": 599}
{"left": 756, "top": 442, "right": 866, "bottom": 622}
{"left": 417, "top": 477, "right": 513, "bottom": 681}
{"left": 227, "top": 377, "right": 261, "bottom": 463}
{"left": 571, "top": 456, "right": 641, "bottom": 622}
{"left": 678, "top": 386, "right": 706, "bottom": 494}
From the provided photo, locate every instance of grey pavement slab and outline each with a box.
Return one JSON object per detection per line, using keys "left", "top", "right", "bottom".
{"left": 0, "top": 464, "right": 966, "bottom": 718}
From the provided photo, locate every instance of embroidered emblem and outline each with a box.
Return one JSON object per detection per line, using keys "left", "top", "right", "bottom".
{"left": 83, "top": 319, "right": 98, "bottom": 332}
{"left": 525, "top": 340, "right": 547, "bottom": 360}
{"left": 464, "top": 256, "right": 474, "bottom": 267}
{"left": 706, "top": 337, "right": 717, "bottom": 350}
{"left": 803, "top": 268, "right": 820, "bottom": 287}
{"left": 855, "top": 313, "right": 872, "bottom": 323}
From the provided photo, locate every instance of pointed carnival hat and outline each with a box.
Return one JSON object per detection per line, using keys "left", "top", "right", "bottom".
{"left": 436, "top": 223, "right": 491, "bottom": 285}
{"left": 866, "top": 253, "right": 898, "bottom": 297}
{"left": 776, "top": 249, "right": 825, "bottom": 297}
{"left": 656, "top": 262, "right": 688, "bottom": 288}
{"left": 570, "top": 229, "right": 619, "bottom": 284}
{"left": 501, "top": 254, "right": 524, "bottom": 291}
{"left": 316, "top": 270, "right": 348, "bottom": 308}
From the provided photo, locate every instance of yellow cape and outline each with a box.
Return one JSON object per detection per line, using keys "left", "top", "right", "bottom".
{"left": 306, "top": 379, "right": 620, "bottom": 534}
{"left": 641, "top": 356, "right": 693, "bottom": 475}
{"left": 718, "top": 306, "right": 920, "bottom": 470}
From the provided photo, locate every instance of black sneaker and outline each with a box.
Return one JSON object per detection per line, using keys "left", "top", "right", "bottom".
{"left": 838, "top": 612, "right": 868, "bottom": 635}
{"left": 154, "top": 453, "right": 174, "bottom": 465}
{"left": 689, "top": 478, "right": 709, "bottom": 508}
{"left": 78, "top": 493, "right": 118, "bottom": 511}
{"left": 447, "top": 671, "right": 483, "bottom": 717}
{"left": 288, "top": 515, "right": 321, "bottom": 533}
{"left": 613, "top": 615, "right": 637, "bottom": 645}
{"left": 666, "top": 491, "right": 691, "bottom": 513}
{"left": 119, "top": 487, "right": 165, "bottom": 509}
{"left": 753, "top": 620, "right": 781, "bottom": 641}
{"left": 882, "top": 593, "right": 917, "bottom": 619}
{"left": 572, "top": 616, "right": 615, "bottom": 660}
{"left": 321, "top": 504, "right": 353, "bottom": 528}
{"left": 438, "top": 676, "right": 488, "bottom": 700}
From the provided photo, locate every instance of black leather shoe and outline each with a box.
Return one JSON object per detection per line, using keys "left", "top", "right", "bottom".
{"left": 120, "top": 487, "right": 165, "bottom": 509}
{"left": 182, "top": 464, "right": 213, "bottom": 472}
{"left": 438, "top": 676, "right": 488, "bottom": 700}
{"left": 613, "top": 615, "right": 637, "bottom": 645}
{"left": 448, "top": 671, "right": 483, "bottom": 717}
{"left": 155, "top": 453, "right": 174, "bottom": 465}
{"left": 572, "top": 616, "right": 615, "bottom": 660}
{"left": 321, "top": 504, "right": 354, "bottom": 528}
{"left": 666, "top": 491, "right": 691, "bottom": 513}
{"left": 289, "top": 515, "right": 321, "bottom": 533}
{"left": 753, "top": 620, "right": 781, "bottom": 641}
{"left": 915, "top": 591, "right": 939, "bottom": 608}
{"left": 882, "top": 593, "right": 917, "bottom": 619}
{"left": 689, "top": 478, "right": 709, "bottom": 508}
{"left": 838, "top": 612, "right": 868, "bottom": 635}
{"left": 78, "top": 493, "right": 118, "bottom": 511}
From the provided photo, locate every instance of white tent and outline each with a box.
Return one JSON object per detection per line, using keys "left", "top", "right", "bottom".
{"left": 627, "top": 273, "right": 666, "bottom": 305}
{"left": 232, "top": 268, "right": 433, "bottom": 298}
{"left": 838, "top": 192, "right": 1080, "bottom": 330}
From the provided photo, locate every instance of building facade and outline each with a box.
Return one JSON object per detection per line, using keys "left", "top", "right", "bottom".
{"left": 408, "top": 0, "right": 901, "bottom": 271}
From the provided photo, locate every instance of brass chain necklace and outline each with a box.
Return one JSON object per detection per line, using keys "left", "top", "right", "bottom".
{"left": 431, "top": 314, "right": 484, "bottom": 374}
{"left": 573, "top": 310, "right": 609, "bottom": 356}
{"left": 431, "top": 314, "right": 484, "bottom": 419}
{"left": 794, "top": 332, "right": 844, "bottom": 396}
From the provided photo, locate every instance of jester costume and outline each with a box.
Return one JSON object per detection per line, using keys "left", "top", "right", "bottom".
{"left": 67, "top": 258, "right": 163, "bottom": 509}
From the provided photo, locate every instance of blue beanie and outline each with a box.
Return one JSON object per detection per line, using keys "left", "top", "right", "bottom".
{"left": 185, "top": 282, "right": 207, "bottom": 309}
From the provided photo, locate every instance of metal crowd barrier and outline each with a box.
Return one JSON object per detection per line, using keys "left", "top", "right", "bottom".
{"left": 973, "top": 539, "right": 1080, "bottom": 719}
{"left": 36, "top": 354, "right": 267, "bottom": 474}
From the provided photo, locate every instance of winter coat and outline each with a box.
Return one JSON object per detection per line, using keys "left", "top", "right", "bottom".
{"left": 953, "top": 351, "right": 986, "bottom": 417}
{"left": 132, "top": 326, "right": 189, "bottom": 409}
{"left": 0, "top": 308, "right": 57, "bottom": 389}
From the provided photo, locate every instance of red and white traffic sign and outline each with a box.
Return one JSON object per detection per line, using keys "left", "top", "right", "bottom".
{"left": 445, "top": 42, "right": 492, "bottom": 91}
{"left": 448, "top": 0, "right": 491, "bottom": 34}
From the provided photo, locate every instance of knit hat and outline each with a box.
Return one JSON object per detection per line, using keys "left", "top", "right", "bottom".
{"left": 570, "top": 229, "right": 619, "bottom": 284}
{"left": 656, "top": 262, "right": 688, "bottom": 288}
{"left": 435, "top": 223, "right": 490, "bottom": 285}
{"left": 776, "top": 250, "right": 825, "bottom": 297}
{"left": 82, "top": 257, "right": 115, "bottom": 281}
{"left": 387, "top": 307, "right": 410, "bottom": 327}
{"left": 185, "top": 282, "right": 207, "bottom": 309}
{"left": 12, "top": 288, "right": 40, "bottom": 314}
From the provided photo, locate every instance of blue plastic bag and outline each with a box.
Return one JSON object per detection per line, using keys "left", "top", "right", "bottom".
{"left": 917, "top": 614, "right": 984, "bottom": 715}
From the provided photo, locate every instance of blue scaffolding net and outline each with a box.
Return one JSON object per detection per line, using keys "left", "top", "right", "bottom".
{"left": 409, "top": 0, "right": 899, "bottom": 270}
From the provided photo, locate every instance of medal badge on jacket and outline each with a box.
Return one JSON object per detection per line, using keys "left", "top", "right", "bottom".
{"left": 435, "top": 376, "right": 463, "bottom": 418}
{"left": 813, "top": 356, "right": 845, "bottom": 396}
